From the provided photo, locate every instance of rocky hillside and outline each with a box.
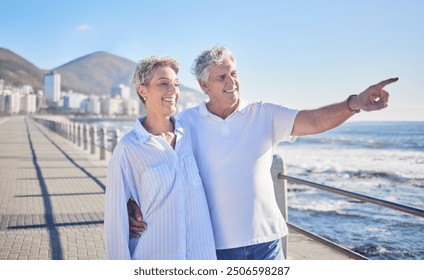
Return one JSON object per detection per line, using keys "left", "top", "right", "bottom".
{"left": 0, "top": 47, "right": 45, "bottom": 90}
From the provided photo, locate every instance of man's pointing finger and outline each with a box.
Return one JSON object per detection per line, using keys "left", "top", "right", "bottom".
{"left": 375, "top": 77, "right": 399, "bottom": 89}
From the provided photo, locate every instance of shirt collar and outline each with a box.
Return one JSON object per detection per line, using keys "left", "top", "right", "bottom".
{"left": 133, "top": 115, "right": 183, "bottom": 143}
{"left": 199, "top": 98, "right": 250, "bottom": 118}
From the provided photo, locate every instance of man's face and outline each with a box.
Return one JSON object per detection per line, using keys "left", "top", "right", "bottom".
{"left": 200, "top": 57, "right": 240, "bottom": 109}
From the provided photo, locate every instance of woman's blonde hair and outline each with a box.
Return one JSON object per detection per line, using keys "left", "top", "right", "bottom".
{"left": 131, "top": 56, "right": 179, "bottom": 103}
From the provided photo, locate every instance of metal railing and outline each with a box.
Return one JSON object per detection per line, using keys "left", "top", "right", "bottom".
{"left": 278, "top": 174, "right": 424, "bottom": 219}
{"left": 271, "top": 154, "right": 424, "bottom": 260}
{"left": 32, "top": 116, "right": 121, "bottom": 160}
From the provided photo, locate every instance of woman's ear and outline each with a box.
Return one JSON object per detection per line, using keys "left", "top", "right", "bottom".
{"left": 138, "top": 85, "right": 148, "bottom": 100}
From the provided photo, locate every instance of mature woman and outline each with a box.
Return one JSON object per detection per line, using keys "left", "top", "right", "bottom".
{"left": 104, "top": 56, "right": 216, "bottom": 259}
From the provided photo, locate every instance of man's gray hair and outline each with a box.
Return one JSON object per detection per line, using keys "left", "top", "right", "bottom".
{"left": 191, "top": 46, "right": 235, "bottom": 82}
{"left": 131, "top": 56, "right": 179, "bottom": 102}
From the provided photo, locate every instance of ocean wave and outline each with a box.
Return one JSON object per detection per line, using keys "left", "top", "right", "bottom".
{"left": 307, "top": 209, "right": 360, "bottom": 218}
{"left": 298, "top": 167, "right": 412, "bottom": 184}
{"left": 288, "top": 199, "right": 362, "bottom": 217}
{"left": 352, "top": 243, "right": 390, "bottom": 258}
{"left": 291, "top": 137, "right": 424, "bottom": 151}
{"left": 352, "top": 243, "right": 419, "bottom": 260}
{"left": 412, "top": 179, "right": 424, "bottom": 188}
{"left": 346, "top": 170, "right": 407, "bottom": 182}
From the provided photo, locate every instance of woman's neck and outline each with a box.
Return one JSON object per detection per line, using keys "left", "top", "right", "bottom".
{"left": 143, "top": 115, "right": 174, "bottom": 135}
{"left": 143, "top": 114, "right": 176, "bottom": 149}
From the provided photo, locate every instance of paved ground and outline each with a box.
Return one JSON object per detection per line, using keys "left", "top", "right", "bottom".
{"left": 0, "top": 116, "right": 107, "bottom": 260}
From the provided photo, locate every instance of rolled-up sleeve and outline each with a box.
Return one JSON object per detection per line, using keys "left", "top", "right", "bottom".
{"left": 104, "top": 146, "right": 132, "bottom": 259}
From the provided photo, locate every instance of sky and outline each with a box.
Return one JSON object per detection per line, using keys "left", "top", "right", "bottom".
{"left": 1, "top": 0, "right": 423, "bottom": 121}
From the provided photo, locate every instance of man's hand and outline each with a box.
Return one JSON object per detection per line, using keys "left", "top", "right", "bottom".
{"left": 350, "top": 77, "right": 399, "bottom": 112}
{"left": 127, "top": 199, "right": 147, "bottom": 238}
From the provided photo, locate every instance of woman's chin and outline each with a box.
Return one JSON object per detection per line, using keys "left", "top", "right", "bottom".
{"left": 162, "top": 106, "right": 177, "bottom": 116}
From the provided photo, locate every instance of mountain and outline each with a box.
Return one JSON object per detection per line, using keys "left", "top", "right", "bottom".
{"left": 54, "top": 51, "right": 136, "bottom": 96}
{"left": 0, "top": 48, "right": 45, "bottom": 90}
{"left": 0, "top": 48, "right": 206, "bottom": 106}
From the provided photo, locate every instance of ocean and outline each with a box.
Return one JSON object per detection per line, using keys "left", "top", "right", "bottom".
{"left": 276, "top": 121, "right": 424, "bottom": 260}
{"left": 89, "top": 119, "right": 424, "bottom": 260}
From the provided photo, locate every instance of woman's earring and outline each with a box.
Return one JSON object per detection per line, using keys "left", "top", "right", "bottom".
{"left": 139, "top": 91, "right": 147, "bottom": 102}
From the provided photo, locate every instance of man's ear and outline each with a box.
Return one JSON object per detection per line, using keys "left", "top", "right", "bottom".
{"left": 199, "top": 80, "right": 209, "bottom": 94}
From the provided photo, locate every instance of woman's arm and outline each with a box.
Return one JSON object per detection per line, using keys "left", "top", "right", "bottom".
{"left": 104, "top": 152, "right": 132, "bottom": 259}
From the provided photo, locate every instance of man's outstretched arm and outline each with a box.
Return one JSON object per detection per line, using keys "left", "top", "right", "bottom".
{"left": 291, "top": 77, "right": 398, "bottom": 136}
{"left": 127, "top": 199, "right": 147, "bottom": 238}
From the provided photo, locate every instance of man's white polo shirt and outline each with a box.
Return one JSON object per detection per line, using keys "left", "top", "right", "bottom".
{"left": 178, "top": 99, "right": 299, "bottom": 249}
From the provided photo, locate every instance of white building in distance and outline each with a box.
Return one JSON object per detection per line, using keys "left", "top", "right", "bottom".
{"left": 63, "top": 91, "right": 88, "bottom": 111}
{"left": 44, "top": 71, "right": 61, "bottom": 102}
{"left": 100, "top": 96, "right": 140, "bottom": 116}
{"left": 100, "top": 97, "right": 123, "bottom": 116}
{"left": 0, "top": 91, "right": 36, "bottom": 114}
{"left": 123, "top": 98, "right": 140, "bottom": 116}
{"left": 20, "top": 93, "right": 37, "bottom": 113}
{"left": 81, "top": 95, "right": 101, "bottom": 115}
{"left": 1, "top": 93, "right": 20, "bottom": 114}
{"left": 111, "top": 84, "right": 131, "bottom": 100}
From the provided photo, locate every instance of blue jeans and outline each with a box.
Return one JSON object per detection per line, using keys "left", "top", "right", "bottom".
{"left": 216, "top": 239, "right": 284, "bottom": 260}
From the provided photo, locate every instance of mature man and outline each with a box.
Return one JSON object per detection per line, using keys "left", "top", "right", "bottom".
{"left": 128, "top": 46, "right": 398, "bottom": 260}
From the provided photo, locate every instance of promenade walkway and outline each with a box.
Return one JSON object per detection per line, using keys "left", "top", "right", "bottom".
{"left": 0, "top": 115, "right": 353, "bottom": 260}
{"left": 0, "top": 116, "right": 107, "bottom": 260}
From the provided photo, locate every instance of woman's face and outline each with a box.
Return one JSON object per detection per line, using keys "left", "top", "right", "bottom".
{"left": 140, "top": 66, "right": 180, "bottom": 117}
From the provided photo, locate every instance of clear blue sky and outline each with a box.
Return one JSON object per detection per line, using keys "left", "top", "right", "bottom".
{"left": 1, "top": 0, "right": 423, "bottom": 121}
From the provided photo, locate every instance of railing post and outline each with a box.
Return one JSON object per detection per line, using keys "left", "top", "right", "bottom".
{"left": 77, "top": 124, "right": 82, "bottom": 147}
{"left": 68, "top": 121, "right": 72, "bottom": 142}
{"left": 60, "top": 122, "right": 64, "bottom": 137}
{"left": 53, "top": 120, "right": 58, "bottom": 133}
{"left": 72, "top": 123, "right": 77, "bottom": 144}
{"left": 90, "top": 126, "right": 97, "bottom": 155}
{"left": 271, "top": 154, "right": 288, "bottom": 259}
{"left": 63, "top": 121, "right": 66, "bottom": 138}
{"left": 48, "top": 120, "right": 54, "bottom": 131}
{"left": 111, "top": 129, "right": 120, "bottom": 152}
{"left": 65, "top": 122, "right": 69, "bottom": 140}
{"left": 83, "top": 124, "right": 88, "bottom": 150}
{"left": 66, "top": 122, "right": 70, "bottom": 139}
{"left": 99, "top": 127, "right": 107, "bottom": 160}
{"left": 62, "top": 122, "right": 67, "bottom": 138}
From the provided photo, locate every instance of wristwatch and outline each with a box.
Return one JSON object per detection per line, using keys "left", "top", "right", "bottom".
{"left": 346, "top": 94, "right": 361, "bottom": 113}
